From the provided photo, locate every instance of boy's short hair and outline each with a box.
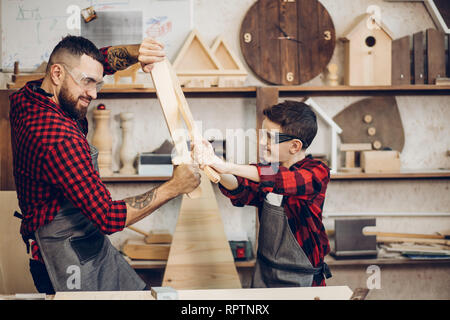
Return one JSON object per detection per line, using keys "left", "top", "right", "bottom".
{"left": 46, "top": 35, "right": 103, "bottom": 73}
{"left": 263, "top": 100, "right": 317, "bottom": 149}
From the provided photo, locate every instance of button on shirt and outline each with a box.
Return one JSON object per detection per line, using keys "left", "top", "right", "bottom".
{"left": 9, "top": 47, "right": 126, "bottom": 262}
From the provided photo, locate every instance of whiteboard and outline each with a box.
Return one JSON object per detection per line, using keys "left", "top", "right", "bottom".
{"left": 1, "top": 0, "right": 193, "bottom": 71}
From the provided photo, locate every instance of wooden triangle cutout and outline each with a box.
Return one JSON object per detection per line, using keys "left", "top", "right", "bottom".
{"left": 162, "top": 171, "right": 242, "bottom": 289}
{"left": 173, "top": 29, "right": 222, "bottom": 72}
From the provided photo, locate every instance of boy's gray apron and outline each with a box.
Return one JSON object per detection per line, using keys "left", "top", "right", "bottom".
{"left": 252, "top": 196, "right": 332, "bottom": 288}
{"left": 34, "top": 144, "right": 146, "bottom": 292}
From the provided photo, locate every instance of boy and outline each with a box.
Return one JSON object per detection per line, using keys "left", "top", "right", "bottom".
{"left": 194, "top": 100, "right": 332, "bottom": 287}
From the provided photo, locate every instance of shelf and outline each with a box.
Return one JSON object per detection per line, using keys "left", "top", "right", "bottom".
{"left": 331, "top": 169, "right": 450, "bottom": 180}
{"left": 102, "top": 170, "right": 450, "bottom": 183}
{"left": 95, "top": 84, "right": 450, "bottom": 97}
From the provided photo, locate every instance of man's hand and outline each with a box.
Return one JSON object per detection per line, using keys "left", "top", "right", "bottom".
{"left": 138, "top": 38, "right": 165, "bottom": 73}
{"left": 168, "top": 164, "right": 201, "bottom": 195}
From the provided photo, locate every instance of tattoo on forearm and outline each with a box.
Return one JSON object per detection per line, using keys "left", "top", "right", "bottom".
{"left": 124, "top": 189, "right": 157, "bottom": 209}
{"left": 107, "top": 46, "right": 138, "bottom": 71}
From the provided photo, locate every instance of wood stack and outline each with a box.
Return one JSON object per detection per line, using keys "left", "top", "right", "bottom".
{"left": 122, "top": 227, "right": 173, "bottom": 260}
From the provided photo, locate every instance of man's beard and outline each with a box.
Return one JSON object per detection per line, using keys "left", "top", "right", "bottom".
{"left": 59, "top": 83, "right": 90, "bottom": 119}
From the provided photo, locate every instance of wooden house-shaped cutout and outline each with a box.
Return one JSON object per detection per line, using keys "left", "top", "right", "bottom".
{"left": 341, "top": 14, "right": 394, "bottom": 86}
{"left": 304, "top": 98, "right": 343, "bottom": 173}
{"left": 173, "top": 30, "right": 247, "bottom": 87}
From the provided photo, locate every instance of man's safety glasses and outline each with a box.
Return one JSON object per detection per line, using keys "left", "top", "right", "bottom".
{"left": 62, "top": 64, "right": 104, "bottom": 92}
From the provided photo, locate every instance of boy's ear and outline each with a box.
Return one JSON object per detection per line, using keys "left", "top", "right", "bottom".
{"left": 289, "top": 140, "right": 303, "bottom": 154}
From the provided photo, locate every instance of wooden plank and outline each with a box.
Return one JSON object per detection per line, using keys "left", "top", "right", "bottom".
{"left": 413, "top": 31, "right": 425, "bottom": 84}
{"left": 259, "top": 0, "right": 281, "bottom": 84}
{"left": 427, "top": 28, "right": 446, "bottom": 84}
{"left": 377, "top": 237, "right": 450, "bottom": 246}
{"left": 279, "top": 0, "right": 299, "bottom": 85}
{"left": 162, "top": 171, "right": 241, "bottom": 290}
{"left": 392, "top": 35, "right": 411, "bottom": 85}
{"left": 240, "top": 2, "right": 260, "bottom": 79}
{"left": 0, "top": 91, "right": 15, "bottom": 191}
{"left": 340, "top": 143, "right": 372, "bottom": 151}
{"left": 176, "top": 286, "right": 353, "bottom": 300}
{"left": 0, "top": 191, "right": 36, "bottom": 294}
{"left": 297, "top": 0, "right": 319, "bottom": 84}
{"left": 122, "top": 239, "right": 170, "bottom": 260}
{"left": 150, "top": 59, "right": 220, "bottom": 189}
{"left": 364, "top": 231, "right": 449, "bottom": 240}
{"left": 54, "top": 291, "right": 155, "bottom": 300}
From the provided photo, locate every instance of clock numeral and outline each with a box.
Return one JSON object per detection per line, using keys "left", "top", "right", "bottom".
{"left": 244, "top": 33, "right": 252, "bottom": 43}
{"left": 324, "top": 30, "right": 331, "bottom": 41}
{"left": 286, "top": 72, "right": 294, "bottom": 82}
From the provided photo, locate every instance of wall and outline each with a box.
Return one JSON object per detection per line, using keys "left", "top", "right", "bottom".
{"left": 0, "top": 0, "right": 449, "bottom": 291}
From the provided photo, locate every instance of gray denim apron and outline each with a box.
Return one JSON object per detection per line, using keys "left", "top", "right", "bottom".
{"left": 34, "top": 144, "right": 147, "bottom": 292}
{"left": 251, "top": 195, "right": 331, "bottom": 288}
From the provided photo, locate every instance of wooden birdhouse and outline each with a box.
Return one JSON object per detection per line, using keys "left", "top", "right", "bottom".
{"left": 341, "top": 14, "right": 394, "bottom": 86}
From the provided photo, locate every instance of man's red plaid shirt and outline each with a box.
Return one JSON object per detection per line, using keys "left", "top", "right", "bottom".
{"left": 9, "top": 47, "right": 127, "bottom": 262}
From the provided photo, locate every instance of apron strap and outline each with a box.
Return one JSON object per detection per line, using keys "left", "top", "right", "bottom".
{"left": 257, "top": 251, "right": 332, "bottom": 278}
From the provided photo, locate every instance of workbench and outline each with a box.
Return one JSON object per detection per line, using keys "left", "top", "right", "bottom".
{"left": 129, "top": 255, "right": 450, "bottom": 300}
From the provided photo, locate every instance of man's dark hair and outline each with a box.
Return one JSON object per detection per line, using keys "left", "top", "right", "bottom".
{"left": 46, "top": 35, "right": 103, "bottom": 72}
{"left": 263, "top": 100, "right": 318, "bottom": 149}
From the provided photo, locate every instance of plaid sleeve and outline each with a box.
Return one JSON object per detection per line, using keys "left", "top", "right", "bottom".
{"left": 41, "top": 138, "right": 127, "bottom": 234}
{"left": 218, "top": 168, "right": 263, "bottom": 207}
{"left": 99, "top": 46, "right": 116, "bottom": 75}
{"left": 256, "top": 163, "right": 330, "bottom": 199}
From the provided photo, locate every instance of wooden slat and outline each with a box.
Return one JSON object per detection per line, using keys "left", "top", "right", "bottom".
{"left": 413, "top": 31, "right": 425, "bottom": 84}
{"left": 177, "top": 286, "right": 353, "bottom": 300}
{"left": 0, "top": 191, "right": 36, "bottom": 294}
{"left": 240, "top": 2, "right": 260, "bottom": 78}
{"left": 297, "top": 0, "right": 319, "bottom": 84}
{"left": 279, "top": 0, "right": 299, "bottom": 85}
{"left": 0, "top": 91, "right": 15, "bottom": 190}
{"left": 122, "top": 240, "right": 170, "bottom": 260}
{"left": 54, "top": 291, "right": 155, "bottom": 300}
{"left": 426, "top": 28, "right": 446, "bottom": 84}
{"left": 162, "top": 171, "right": 241, "bottom": 289}
{"left": 259, "top": 0, "right": 281, "bottom": 84}
{"left": 392, "top": 35, "right": 411, "bottom": 85}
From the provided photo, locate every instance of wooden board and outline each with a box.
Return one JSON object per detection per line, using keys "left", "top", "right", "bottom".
{"left": 54, "top": 291, "right": 155, "bottom": 300}
{"left": 162, "top": 171, "right": 241, "bottom": 290}
{"left": 0, "top": 91, "right": 15, "bottom": 191}
{"left": 413, "top": 31, "right": 425, "bottom": 84}
{"left": 332, "top": 96, "right": 405, "bottom": 152}
{"left": 122, "top": 239, "right": 170, "bottom": 260}
{"left": 150, "top": 58, "right": 220, "bottom": 186}
{"left": 0, "top": 191, "right": 36, "bottom": 294}
{"left": 240, "top": 0, "right": 335, "bottom": 85}
{"left": 177, "top": 286, "right": 353, "bottom": 300}
{"left": 392, "top": 35, "right": 411, "bottom": 85}
{"left": 426, "top": 28, "right": 446, "bottom": 84}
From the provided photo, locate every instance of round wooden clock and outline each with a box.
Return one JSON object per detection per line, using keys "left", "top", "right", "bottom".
{"left": 240, "top": 0, "right": 336, "bottom": 85}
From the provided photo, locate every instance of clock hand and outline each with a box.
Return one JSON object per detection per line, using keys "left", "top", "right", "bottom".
{"left": 275, "top": 23, "right": 303, "bottom": 44}
{"left": 275, "top": 23, "right": 289, "bottom": 38}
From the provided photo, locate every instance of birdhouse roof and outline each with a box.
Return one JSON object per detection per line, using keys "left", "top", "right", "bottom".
{"left": 341, "top": 13, "right": 395, "bottom": 40}
{"left": 304, "top": 98, "right": 342, "bottom": 134}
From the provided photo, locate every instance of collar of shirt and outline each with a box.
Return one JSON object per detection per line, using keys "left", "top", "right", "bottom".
{"left": 24, "top": 79, "right": 88, "bottom": 136}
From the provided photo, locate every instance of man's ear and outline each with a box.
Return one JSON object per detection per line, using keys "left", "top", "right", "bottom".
{"left": 290, "top": 140, "right": 303, "bottom": 154}
{"left": 49, "top": 64, "right": 64, "bottom": 86}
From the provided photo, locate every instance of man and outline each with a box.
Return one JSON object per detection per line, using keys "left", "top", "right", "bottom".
{"left": 9, "top": 35, "right": 201, "bottom": 293}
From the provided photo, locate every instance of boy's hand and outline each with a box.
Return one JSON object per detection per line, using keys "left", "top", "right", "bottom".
{"left": 191, "top": 139, "right": 229, "bottom": 174}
